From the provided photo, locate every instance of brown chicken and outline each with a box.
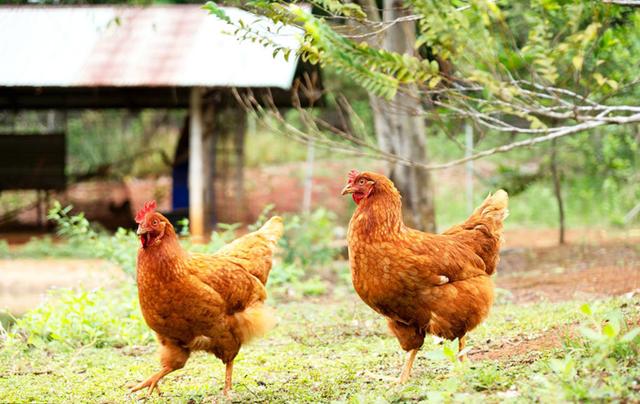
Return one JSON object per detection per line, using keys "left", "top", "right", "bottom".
{"left": 341, "top": 170, "right": 508, "bottom": 383}
{"left": 130, "top": 201, "right": 283, "bottom": 396}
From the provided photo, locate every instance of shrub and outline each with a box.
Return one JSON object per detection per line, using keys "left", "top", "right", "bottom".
{"left": 250, "top": 205, "right": 341, "bottom": 291}
{"left": 42, "top": 202, "right": 341, "bottom": 291}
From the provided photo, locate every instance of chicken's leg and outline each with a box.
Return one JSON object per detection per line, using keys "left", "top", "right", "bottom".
{"left": 458, "top": 335, "right": 468, "bottom": 361}
{"left": 399, "top": 349, "right": 419, "bottom": 384}
{"left": 130, "top": 338, "right": 190, "bottom": 395}
{"left": 223, "top": 361, "right": 234, "bottom": 397}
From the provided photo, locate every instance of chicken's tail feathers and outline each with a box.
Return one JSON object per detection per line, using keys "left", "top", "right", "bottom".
{"left": 257, "top": 216, "right": 284, "bottom": 251}
{"left": 235, "top": 303, "right": 277, "bottom": 344}
{"left": 215, "top": 216, "right": 284, "bottom": 285}
{"left": 445, "top": 189, "right": 509, "bottom": 275}
{"left": 477, "top": 189, "right": 509, "bottom": 228}
{"left": 451, "top": 189, "right": 509, "bottom": 233}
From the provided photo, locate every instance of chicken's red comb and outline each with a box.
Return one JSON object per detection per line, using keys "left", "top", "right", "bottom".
{"left": 135, "top": 200, "right": 157, "bottom": 223}
{"left": 347, "top": 169, "right": 360, "bottom": 184}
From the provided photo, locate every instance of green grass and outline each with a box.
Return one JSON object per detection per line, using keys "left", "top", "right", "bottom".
{"left": 1, "top": 284, "right": 639, "bottom": 403}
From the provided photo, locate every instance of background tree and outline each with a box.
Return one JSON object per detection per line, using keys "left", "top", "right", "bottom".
{"left": 358, "top": 0, "right": 435, "bottom": 231}
{"left": 207, "top": 0, "right": 640, "bottom": 235}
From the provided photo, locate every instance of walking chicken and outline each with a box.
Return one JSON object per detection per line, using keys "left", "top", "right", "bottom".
{"left": 130, "top": 201, "right": 283, "bottom": 396}
{"left": 342, "top": 170, "right": 508, "bottom": 383}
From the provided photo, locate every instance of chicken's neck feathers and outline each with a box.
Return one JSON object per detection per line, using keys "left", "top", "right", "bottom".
{"left": 350, "top": 190, "right": 405, "bottom": 241}
{"left": 137, "top": 232, "right": 189, "bottom": 281}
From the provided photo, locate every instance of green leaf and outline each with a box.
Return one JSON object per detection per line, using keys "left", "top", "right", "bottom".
{"left": 602, "top": 323, "right": 617, "bottom": 338}
{"left": 593, "top": 73, "right": 606, "bottom": 86}
{"left": 579, "top": 326, "right": 604, "bottom": 341}
{"left": 572, "top": 54, "right": 584, "bottom": 71}
{"left": 428, "top": 75, "right": 442, "bottom": 88}
{"left": 442, "top": 344, "right": 457, "bottom": 362}
{"left": 580, "top": 303, "right": 592, "bottom": 316}
{"left": 202, "top": 1, "right": 231, "bottom": 23}
{"left": 424, "top": 349, "right": 447, "bottom": 361}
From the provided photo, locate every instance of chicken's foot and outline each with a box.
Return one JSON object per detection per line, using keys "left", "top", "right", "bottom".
{"left": 129, "top": 367, "right": 172, "bottom": 395}
{"left": 398, "top": 349, "right": 419, "bottom": 384}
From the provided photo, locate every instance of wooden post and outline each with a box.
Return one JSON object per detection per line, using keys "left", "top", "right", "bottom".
{"left": 189, "top": 87, "right": 205, "bottom": 241}
{"left": 550, "top": 138, "right": 565, "bottom": 244}
{"left": 465, "top": 123, "right": 474, "bottom": 214}
{"left": 302, "top": 139, "right": 315, "bottom": 215}
{"left": 203, "top": 102, "right": 217, "bottom": 229}
{"left": 233, "top": 111, "right": 246, "bottom": 222}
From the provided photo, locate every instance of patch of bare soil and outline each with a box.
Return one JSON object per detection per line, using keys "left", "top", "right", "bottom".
{"left": 469, "top": 314, "right": 640, "bottom": 362}
{"left": 503, "top": 228, "right": 640, "bottom": 249}
{"left": 464, "top": 238, "right": 640, "bottom": 361}
{"left": 497, "top": 265, "right": 640, "bottom": 304}
{"left": 0, "top": 259, "right": 126, "bottom": 315}
{"left": 497, "top": 240, "right": 640, "bottom": 303}
{"left": 469, "top": 325, "right": 577, "bottom": 361}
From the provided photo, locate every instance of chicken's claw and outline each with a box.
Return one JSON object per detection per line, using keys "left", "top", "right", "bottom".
{"left": 129, "top": 378, "right": 162, "bottom": 396}
{"left": 222, "top": 388, "right": 234, "bottom": 400}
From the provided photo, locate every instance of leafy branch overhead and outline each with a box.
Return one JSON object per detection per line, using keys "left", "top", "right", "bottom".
{"left": 204, "top": 0, "right": 438, "bottom": 99}
{"left": 207, "top": 0, "right": 640, "bottom": 168}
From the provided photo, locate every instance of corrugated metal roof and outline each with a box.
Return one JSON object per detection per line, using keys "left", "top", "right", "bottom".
{"left": 0, "top": 5, "right": 303, "bottom": 89}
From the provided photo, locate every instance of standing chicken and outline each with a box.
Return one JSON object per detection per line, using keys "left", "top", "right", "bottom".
{"left": 130, "top": 201, "right": 283, "bottom": 396}
{"left": 341, "top": 170, "right": 508, "bottom": 383}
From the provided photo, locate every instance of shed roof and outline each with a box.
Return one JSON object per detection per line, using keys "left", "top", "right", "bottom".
{"left": 0, "top": 5, "right": 302, "bottom": 89}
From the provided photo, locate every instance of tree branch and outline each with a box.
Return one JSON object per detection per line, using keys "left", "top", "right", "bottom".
{"left": 602, "top": 0, "right": 640, "bottom": 6}
{"left": 422, "top": 112, "right": 640, "bottom": 170}
{"left": 233, "top": 85, "right": 640, "bottom": 172}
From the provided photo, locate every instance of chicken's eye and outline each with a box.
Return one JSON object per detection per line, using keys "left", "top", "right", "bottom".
{"left": 152, "top": 219, "right": 158, "bottom": 226}
{"left": 358, "top": 179, "right": 366, "bottom": 185}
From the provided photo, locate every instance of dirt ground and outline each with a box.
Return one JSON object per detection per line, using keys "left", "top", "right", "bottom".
{"left": 465, "top": 232, "right": 640, "bottom": 360}
{"left": 498, "top": 231, "right": 640, "bottom": 302}
{"left": 0, "top": 259, "right": 125, "bottom": 315}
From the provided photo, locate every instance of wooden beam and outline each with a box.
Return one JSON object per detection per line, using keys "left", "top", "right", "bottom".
{"left": 0, "top": 80, "right": 323, "bottom": 110}
{"left": 189, "top": 87, "right": 205, "bottom": 241}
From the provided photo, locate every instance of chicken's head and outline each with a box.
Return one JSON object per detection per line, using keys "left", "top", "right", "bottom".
{"left": 135, "top": 200, "right": 171, "bottom": 249}
{"left": 341, "top": 170, "right": 376, "bottom": 204}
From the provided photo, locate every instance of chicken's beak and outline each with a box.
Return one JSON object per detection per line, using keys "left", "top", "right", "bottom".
{"left": 136, "top": 225, "right": 147, "bottom": 236}
{"left": 341, "top": 184, "right": 354, "bottom": 196}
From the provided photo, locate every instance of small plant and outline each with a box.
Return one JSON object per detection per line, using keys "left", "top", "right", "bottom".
{"left": 6, "top": 286, "right": 153, "bottom": 351}
{"left": 577, "top": 303, "right": 640, "bottom": 363}
{"left": 423, "top": 337, "right": 471, "bottom": 365}
{"left": 249, "top": 204, "right": 341, "bottom": 291}
{"left": 47, "top": 201, "right": 139, "bottom": 276}
{"left": 531, "top": 303, "right": 640, "bottom": 401}
{"left": 278, "top": 208, "right": 339, "bottom": 273}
